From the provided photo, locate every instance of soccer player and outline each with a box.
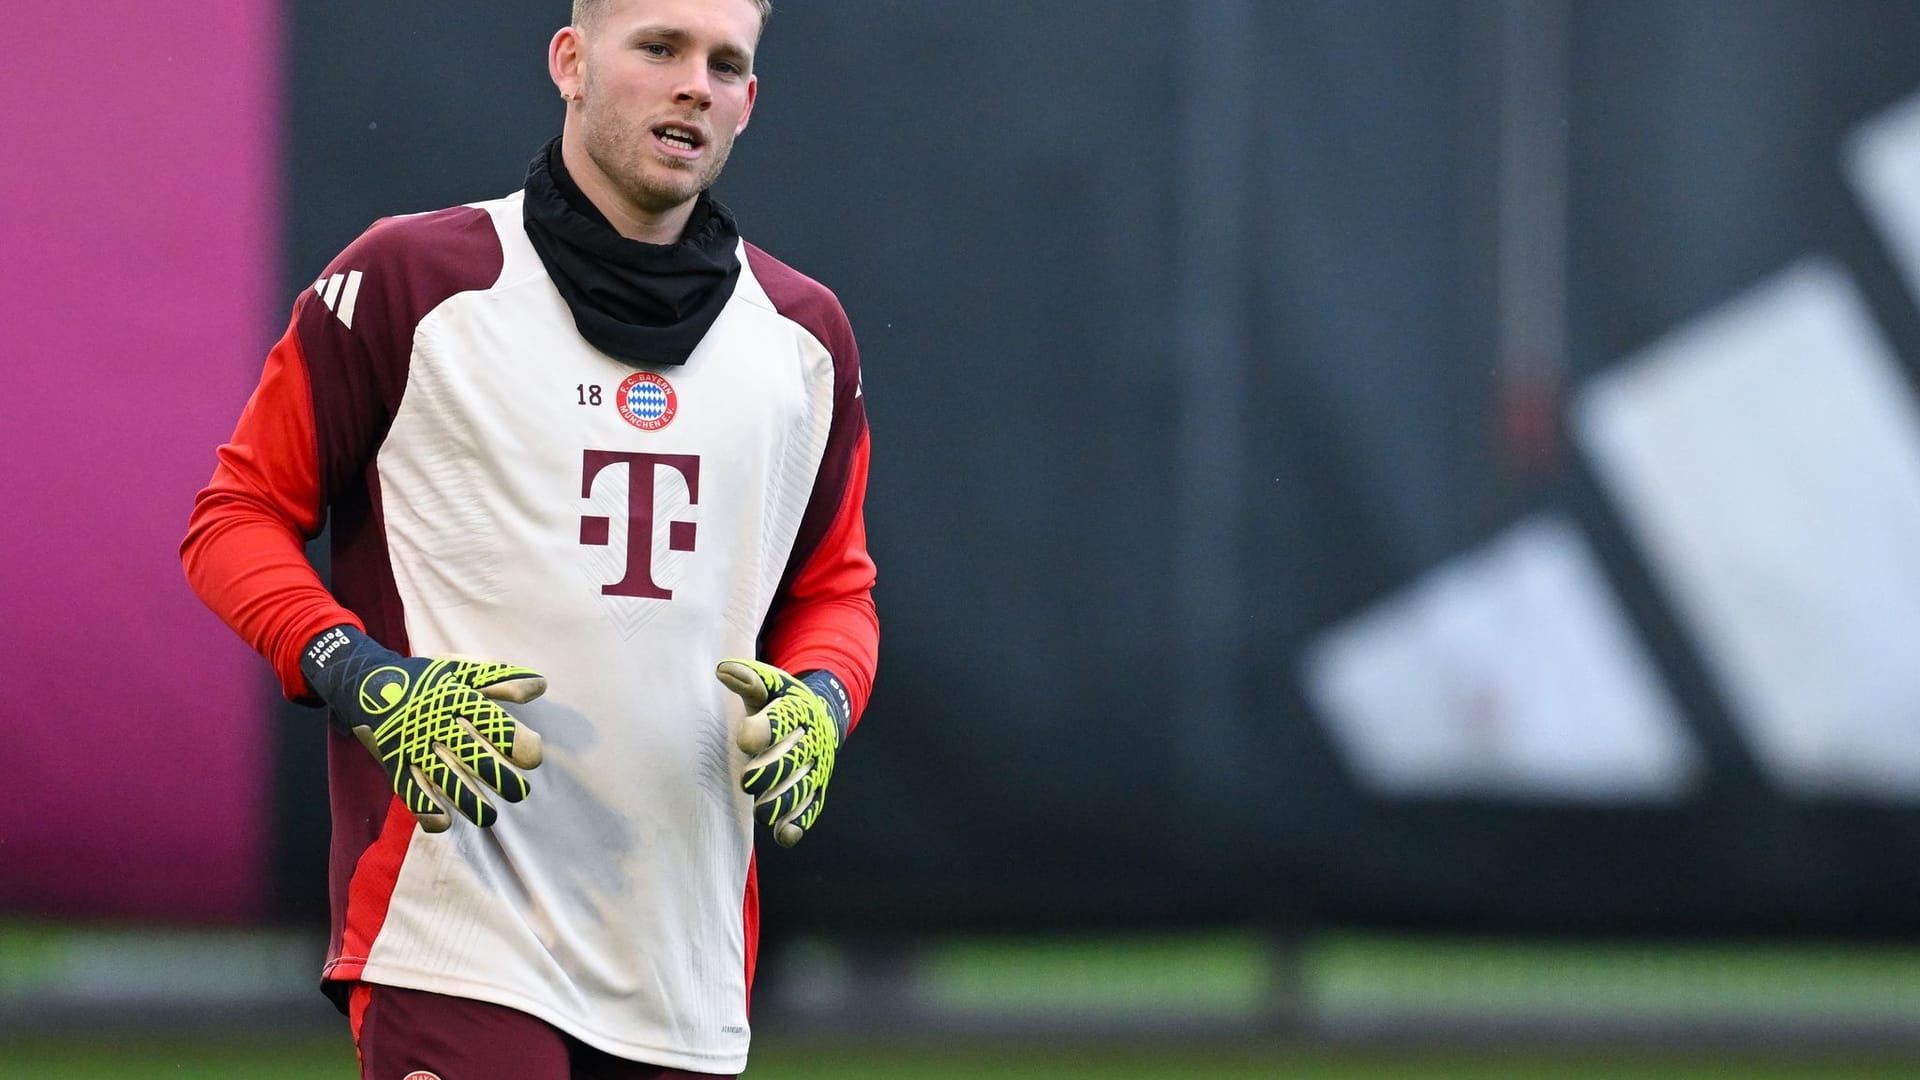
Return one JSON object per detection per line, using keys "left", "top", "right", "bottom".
{"left": 180, "top": 0, "right": 878, "bottom": 1075}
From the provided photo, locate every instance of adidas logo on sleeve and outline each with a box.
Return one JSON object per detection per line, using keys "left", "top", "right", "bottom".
{"left": 314, "top": 270, "right": 365, "bottom": 329}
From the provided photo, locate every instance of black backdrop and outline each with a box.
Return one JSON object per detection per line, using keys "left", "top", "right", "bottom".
{"left": 276, "top": 1, "right": 1920, "bottom": 943}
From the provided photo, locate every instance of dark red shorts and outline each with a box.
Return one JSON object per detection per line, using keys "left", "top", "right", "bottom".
{"left": 349, "top": 983, "right": 737, "bottom": 1080}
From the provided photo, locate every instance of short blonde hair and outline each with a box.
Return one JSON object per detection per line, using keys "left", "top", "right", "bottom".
{"left": 572, "top": 0, "right": 771, "bottom": 32}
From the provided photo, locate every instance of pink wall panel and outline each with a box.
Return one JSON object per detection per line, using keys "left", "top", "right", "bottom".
{"left": 0, "top": 1, "right": 282, "bottom": 920}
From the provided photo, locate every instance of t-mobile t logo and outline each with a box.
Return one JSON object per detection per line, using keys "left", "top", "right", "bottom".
{"left": 579, "top": 450, "right": 701, "bottom": 599}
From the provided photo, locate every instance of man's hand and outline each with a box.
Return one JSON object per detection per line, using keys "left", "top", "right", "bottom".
{"left": 715, "top": 659, "right": 849, "bottom": 847}
{"left": 302, "top": 625, "right": 546, "bottom": 832}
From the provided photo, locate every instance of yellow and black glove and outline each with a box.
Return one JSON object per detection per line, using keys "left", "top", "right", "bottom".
{"left": 715, "top": 659, "right": 850, "bottom": 847}
{"left": 302, "top": 625, "right": 546, "bottom": 832}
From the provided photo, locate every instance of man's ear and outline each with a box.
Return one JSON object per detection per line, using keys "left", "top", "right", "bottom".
{"left": 736, "top": 75, "right": 758, "bottom": 134}
{"left": 550, "top": 26, "right": 585, "bottom": 101}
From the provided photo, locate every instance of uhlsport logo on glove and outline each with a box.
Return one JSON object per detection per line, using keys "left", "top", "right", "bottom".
{"left": 358, "top": 666, "right": 412, "bottom": 714}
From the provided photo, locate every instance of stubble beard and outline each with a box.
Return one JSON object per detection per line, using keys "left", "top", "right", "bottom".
{"left": 581, "top": 103, "right": 735, "bottom": 220}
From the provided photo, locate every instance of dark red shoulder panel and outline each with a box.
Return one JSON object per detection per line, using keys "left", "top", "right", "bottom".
{"left": 743, "top": 242, "right": 868, "bottom": 590}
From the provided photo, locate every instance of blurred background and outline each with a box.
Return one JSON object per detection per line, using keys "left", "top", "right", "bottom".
{"left": 9, "top": 0, "right": 1920, "bottom": 1076}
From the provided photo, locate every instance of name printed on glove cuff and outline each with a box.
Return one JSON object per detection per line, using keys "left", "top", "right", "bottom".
{"left": 305, "top": 626, "right": 355, "bottom": 671}
{"left": 801, "top": 670, "right": 852, "bottom": 737}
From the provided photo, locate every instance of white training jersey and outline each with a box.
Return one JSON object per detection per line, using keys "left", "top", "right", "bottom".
{"left": 183, "top": 188, "right": 878, "bottom": 1073}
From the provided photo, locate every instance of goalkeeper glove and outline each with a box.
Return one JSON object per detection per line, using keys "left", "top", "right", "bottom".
{"left": 302, "top": 625, "right": 546, "bottom": 832}
{"left": 715, "top": 659, "right": 850, "bottom": 847}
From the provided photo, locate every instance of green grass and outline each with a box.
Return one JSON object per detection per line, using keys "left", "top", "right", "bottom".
{"left": 10, "top": 932, "right": 1920, "bottom": 1078}
{"left": 1311, "top": 934, "right": 1920, "bottom": 1017}
{"left": 0, "top": 1037, "right": 353, "bottom": 1080}
{"left": 753, "top": 1045, "right": 1920, "bottom": 1080}
{"left": 1, "top": 1038, "right": 1915, "bottom": 1080}
{"left": 916, "top": 930, "right": 1920, "bottom": 1021}
{"left": 926, "top": 932, "right": 1272, "bottom": 1014}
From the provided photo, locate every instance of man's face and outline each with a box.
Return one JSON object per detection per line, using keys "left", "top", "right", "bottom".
{"left": 573, "top": 0, "right": 761, "bottom": 216}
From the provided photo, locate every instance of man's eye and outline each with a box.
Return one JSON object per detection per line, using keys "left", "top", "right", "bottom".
{"left": 640, "top": 42, "right": 670, "bottom": 57}
{"left": 713, "top": 62, "right": 740, "bottom": 76}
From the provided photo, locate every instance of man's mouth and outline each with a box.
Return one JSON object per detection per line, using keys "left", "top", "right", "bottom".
{"left": 653, "top": 124, "right": 705, "bottom": 155}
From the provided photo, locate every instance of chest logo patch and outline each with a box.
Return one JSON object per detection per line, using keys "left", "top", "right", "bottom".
{"left": 616, "top": 371, "right": 678, "bottom": 431}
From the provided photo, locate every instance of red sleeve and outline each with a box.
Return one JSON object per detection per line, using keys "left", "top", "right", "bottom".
{"left": 180, "top": 310, "right": 362, "bottom": 702}
{"left": 765, "top": 429, "right": 878, "bottom": 729}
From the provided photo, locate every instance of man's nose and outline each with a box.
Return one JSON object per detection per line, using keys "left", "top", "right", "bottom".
{"left": 674, "top": 63, "right": 713, "bottom": 108}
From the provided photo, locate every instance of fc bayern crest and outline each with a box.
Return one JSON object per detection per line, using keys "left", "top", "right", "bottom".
{"left": 616, "top": 371, "right": 678, "bottom": 431}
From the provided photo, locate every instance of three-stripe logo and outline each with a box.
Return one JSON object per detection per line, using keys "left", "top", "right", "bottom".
{"left": 313, "top": 270, "right": 364, "bottom": 329}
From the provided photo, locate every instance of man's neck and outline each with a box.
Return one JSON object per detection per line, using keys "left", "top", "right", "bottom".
{"left": 559, "top": 134, "right": 694, "bottom": 246}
